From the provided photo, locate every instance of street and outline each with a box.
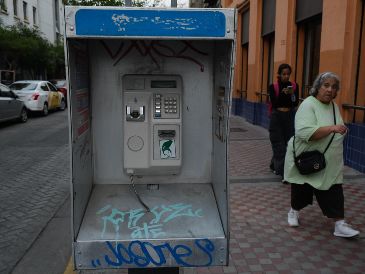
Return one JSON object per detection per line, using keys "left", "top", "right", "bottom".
{"left": 0, "top": 111, "right": 70, "bottom": 274}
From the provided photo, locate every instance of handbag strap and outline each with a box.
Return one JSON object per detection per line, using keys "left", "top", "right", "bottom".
{"left": 293, "top": 102, "right": 336, "bottom": 158}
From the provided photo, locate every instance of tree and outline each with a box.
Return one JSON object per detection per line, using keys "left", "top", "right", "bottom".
{"left": 0, "top": 23, "right": 65, "bottom": 79}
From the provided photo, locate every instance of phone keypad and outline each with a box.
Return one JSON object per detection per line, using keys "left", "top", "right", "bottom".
{"left": 164, "top": 97, "right": 178, "bottom": 114}
{"left": 154, "top": 93, "right": 179, "bottom": 118}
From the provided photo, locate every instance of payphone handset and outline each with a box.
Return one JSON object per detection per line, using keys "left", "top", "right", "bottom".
{"left": 123, "top": 75, "right": 182, "bottom": 176}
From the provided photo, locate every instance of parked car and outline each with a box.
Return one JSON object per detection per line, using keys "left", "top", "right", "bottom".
{"left": 0, "top": 83, "right": 28, "bottom": 123}
{"left": 9, "top": 80, "right": 66, "bottom": 116}
{"left": 49, "top": 79, "right": 67, "bottom": 102}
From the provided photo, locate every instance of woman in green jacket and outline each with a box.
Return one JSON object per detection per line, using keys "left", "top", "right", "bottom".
{"left": 284, "top": 72, "right": 360, "bottom": 238}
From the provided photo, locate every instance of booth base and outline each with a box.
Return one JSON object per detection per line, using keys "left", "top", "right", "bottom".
{"left": 74, "top": 183, "right": 227, "bottom": 269}
{"left": 128, "top": 267, "right": 179, "bottom": 274}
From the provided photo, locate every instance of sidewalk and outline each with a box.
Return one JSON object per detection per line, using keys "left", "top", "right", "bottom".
{"left": 190, "top": 115, "right": 365, "bottom": 274}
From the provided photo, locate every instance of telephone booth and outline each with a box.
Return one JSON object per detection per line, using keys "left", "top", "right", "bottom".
{"left": 64, "top": 6, "right": 236, "bottom": 270}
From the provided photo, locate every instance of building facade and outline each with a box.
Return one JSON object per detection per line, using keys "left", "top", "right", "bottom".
{"left": 223, "top": 0, "right": 365, "bottom": 172}
{"left": 0, "top": 0, "right": 64, "bottom": 43}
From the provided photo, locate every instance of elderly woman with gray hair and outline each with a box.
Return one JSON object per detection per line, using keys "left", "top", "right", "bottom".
{"left": 283, "top": 72, "right": 360, "bottom": 238}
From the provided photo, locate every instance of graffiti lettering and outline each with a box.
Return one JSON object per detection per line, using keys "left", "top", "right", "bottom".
{"left": 100, "top": 40, "right": 208, "bottom": 71}
{"left": 91, "top": 239, "right": 214, "bottom": 268}
{"left": 97, "top": 203, "right": 203, "bottom": 239}
{"left": 163, "top": 203, "right": 203, "bottom": 223}
{"left": 130, "top": 223, "right": 165, "bottom": 239}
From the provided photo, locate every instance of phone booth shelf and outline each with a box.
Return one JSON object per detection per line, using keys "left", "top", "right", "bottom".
{"left": 64, "top": 6, "right": 237, "bottom": 271}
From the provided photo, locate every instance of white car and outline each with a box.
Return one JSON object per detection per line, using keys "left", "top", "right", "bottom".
{"left": 10, "top": 80, "right": 66, "bottom": 116}
{"left": 0, "top": 83, "right": 28, "bottom": 123}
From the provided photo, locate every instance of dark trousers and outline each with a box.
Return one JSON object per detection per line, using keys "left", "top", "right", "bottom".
{"left": 291, "top": 183, "right": 345, "bottom": 218}
{"left": 269, "top": 110, "right": 295, "bottom": 176}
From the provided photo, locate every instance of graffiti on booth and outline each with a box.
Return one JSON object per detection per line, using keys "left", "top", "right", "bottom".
{"left": 100, "top": 40, "right": 208, "bottom": 72}
{"left": 97, "top": 203, "right": 203, "bottom": 239}
{"left": 91, "top": 239, "right": 214, "bottom": 268}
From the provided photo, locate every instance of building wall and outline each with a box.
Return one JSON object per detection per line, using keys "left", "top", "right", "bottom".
{"left": 227, "top": 0, "right": 364, "bottom": 120}
{"left": 0, "top": 0, "right": 64, "bottom": 43}
{"left": 226, "top": 0, "right": 365, "bottom": 173}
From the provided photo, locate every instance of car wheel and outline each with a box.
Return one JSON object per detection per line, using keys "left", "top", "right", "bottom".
{"left": 42, "top": 103, "right": 49, "bottom": 116}
{"left": 59, "top": 99, "right": 66, "bottom": 111}
{"left": 19, "top": 108, "right": 28, "bottom": 123}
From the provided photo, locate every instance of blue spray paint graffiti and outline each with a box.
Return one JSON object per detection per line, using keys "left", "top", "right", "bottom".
{"left": 96, "top": 203, "right": 203, "bottom": 239}
{"left": 91, "top": 239, "right": 214, "bottom": 268}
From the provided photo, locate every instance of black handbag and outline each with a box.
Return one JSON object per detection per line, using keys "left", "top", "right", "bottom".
{"left": 293, "top": 102, "right": 336, "bottom": 175}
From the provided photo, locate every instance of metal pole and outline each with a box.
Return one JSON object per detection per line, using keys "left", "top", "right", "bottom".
{"left": 171, "top": 0, "right": 177, "bottom": 7}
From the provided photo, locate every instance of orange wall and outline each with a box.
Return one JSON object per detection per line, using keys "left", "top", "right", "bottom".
{"left": 274, "top": 0, "right": 297, "bottom": 80}
{"left": 226, "top": 0, "right": 364, "bottom": 122}
{"left": 320, "top": 0, "right": 364, "bottom": 122}
{"left": 246, "top": 0, "right": 262, "bottom": 101}
{"left": 319, "top": 0, "right": 347, "bottom": 75}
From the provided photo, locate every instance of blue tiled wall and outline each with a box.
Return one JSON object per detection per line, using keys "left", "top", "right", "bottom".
{"left": 344, "top": 123, "right": 365, "bottom": 173}
{"left": 232, "top": 98, "right": 365, "bottom": 174}
{"left": 231, "top": 98, "right": 269, "bottom": 129}
{"left": 254, "top": 102, "right": 270, "bottom": 129}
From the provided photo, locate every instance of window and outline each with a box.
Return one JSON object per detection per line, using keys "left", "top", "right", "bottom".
{"left": 40, "top": 83, "right": 49, "bottom": 91}
{"left": 47, "top": 82, "right": 57, "bottom": 91}
{"left": 0, "top": 0, "right": 7, "bottom": 12}
{"left": 296, "top": 0, "right": 323, "bottom": 23}
{"left": 23, "top": 1, "right": 27, "bottom": 21}
{"left": 240, "top": 9, "right": 249, "bottom": 99}
{"left": 9, "top": 83, "right": 37, "bottom": 90}
{"left": 295, "top": 0, "right": 323, "bottom": 99}
{"left": 261, "top": 34, "right": 275, "bottom": 100}
{"left": 300, "top": 18, "right": 321, "bottom": 98}
{"left": 0, "top": 84, "right": 11, "bottom": 98}
{"left": 240, "top": 44, "right": 249, "bottom": 99}
{"left": 32, "top": 6, "right": 36, "bottom": 25}
{"left": 13, "top": 0, "right": 18, "bottom": 16}
{"left": 261, "top": 0, "right": 276, "bottom": 102}
{"left": 55, "top": 0, "right": 60, "bottom": 32}
{"left": 262, "top": 0, "right": 276, "bottom": 37}
{"left": 13, "top": 0, "right": 17, "bottom": 16}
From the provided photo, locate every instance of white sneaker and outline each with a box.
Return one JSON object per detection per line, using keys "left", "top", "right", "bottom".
{"left": 288, "top": 208, "right": 299, "bottom": 227}
{"left": 334, "top": 220, "right": 360, "bottom": 238}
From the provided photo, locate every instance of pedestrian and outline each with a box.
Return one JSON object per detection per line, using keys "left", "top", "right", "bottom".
{"left": 284, "top": 72, "right": 360, "bottom": 238}
{"left": 268, "top": 63, "right": 299, "bottom": 178}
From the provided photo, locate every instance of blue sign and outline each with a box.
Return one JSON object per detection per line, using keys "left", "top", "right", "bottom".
{"left": 75, "top": 9, "right": 226, "bottom": 37}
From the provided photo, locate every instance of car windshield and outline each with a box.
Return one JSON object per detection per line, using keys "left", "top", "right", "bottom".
{"left": 10, "top": 83, "right": 37, "bottom": 91}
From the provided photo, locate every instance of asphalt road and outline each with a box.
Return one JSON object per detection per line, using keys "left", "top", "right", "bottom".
{"left": 0, "top": 110, "right": 70, "bottom": 274}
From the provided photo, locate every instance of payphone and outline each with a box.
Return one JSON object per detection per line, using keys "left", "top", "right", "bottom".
{"left": 123, "top": 75, "right": 182, "bottom": 175}
{"left": 65, "top": 6, "right": 236, "bottom": 271}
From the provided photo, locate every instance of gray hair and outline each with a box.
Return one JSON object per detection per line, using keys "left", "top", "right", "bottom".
{"left": 309, "top": 72, "right": 340, "bottom": 97}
